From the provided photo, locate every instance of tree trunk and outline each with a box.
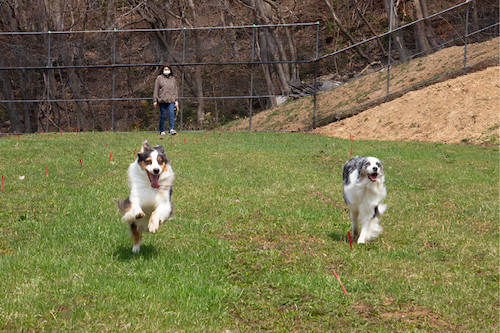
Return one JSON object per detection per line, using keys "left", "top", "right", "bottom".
{"left": 60, "top": 45, "right": 90, "bottom": 131}
{"left": 14, "top": 48, "right": 35, "bottom": 133}
{"left": 413, "top": 0, "right": 432, "bottom": 54}
{"left": 253, "top": 1, "right": 290, "bottom": 94}
{"left": 324, "top": 0, "right": 373, "bottom": 64}
{"left": 383, "top": 0, "right": 409, "bottom": 62}
{"left": 106, "top": 0, "right": 116, "bottom": 28}
{"left": 470, "top": 0, "right": 479, "bottom": 42}
{"left": 256, "top": 27, "right": 277, "bottom": 107}
{"left": 18, "top": 69, "right": 34, "bottom": 133}
{"left": 420, "top": 0, "right": 438, "bottom": 48}
{"left": 186, "top": 0, "right": 205, "bottom": 128}
{"left": 0, "top": 66, "right": 22, "bottom": 133}
{"left": 221, "top": 1, "right": 239, "bottom": 60}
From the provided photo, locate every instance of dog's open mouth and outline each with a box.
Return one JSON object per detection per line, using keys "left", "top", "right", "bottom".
{"left": 147, "top": 171, "right": 160, "bottom": 188}
{"left": 368, "top": 173, "right": 378, "bottom": 182}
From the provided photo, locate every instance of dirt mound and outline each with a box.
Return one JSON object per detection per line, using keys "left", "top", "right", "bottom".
{"left": 312, "top": 66, "right": 499, "bottom": 145}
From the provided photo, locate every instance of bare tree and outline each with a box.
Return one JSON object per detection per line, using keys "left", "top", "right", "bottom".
{"left": 419, "top": 0, "right": 438, "bottom": 49}
{"left": 0, "top": 0, "right": 49, "bottom": 132}
{"left": 352, "top": 0, "right": 388, "bottom": 58}
{"left": 186, "top": 0, "right": 205, "bottom": 127}
{"left": 383, "top": 0, "right": 409, "bottom": 62}
{"left": 42, "top": 0, "right": 92, "bottom": 131}
{"left": 238, "top": 0, "right": 300, "bottom": 106}
{"left": 221, "top": 0, "right": 240, "bottom": 60}
{"left": 469, "top": 0, "right": 479, "bottom": 42}
{"left": 262, "top": 0, "right": 298, "bottom": 83}
{"left": 413, "top": 0, "right": 438, "bottom": 54}
{"left": 126, "top": 0, "right": 209, "bottom": 127}
{"left": 413, "top": 0, "right": 431, "bottom": 54}
{"left": 324, "top": 0, "right": 373, "bottom": 64}
{"left": 0, "top": 60, "right": 22, "bottom": 133}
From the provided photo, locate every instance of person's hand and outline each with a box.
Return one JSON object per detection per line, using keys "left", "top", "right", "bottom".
{"left": 153, "top": 102, "right": 158, "bottom": 108}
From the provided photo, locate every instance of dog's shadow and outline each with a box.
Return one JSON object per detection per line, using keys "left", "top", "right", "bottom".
{"left": 327, "top": 232, "right": 350, "bottom": 243}
{"left": 113, "top": 245, "right": 158, "bottom": 261}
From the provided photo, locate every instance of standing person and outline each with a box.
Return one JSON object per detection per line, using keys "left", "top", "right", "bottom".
{"left": 153, "top": 64, "right": 179, "bottom": 135}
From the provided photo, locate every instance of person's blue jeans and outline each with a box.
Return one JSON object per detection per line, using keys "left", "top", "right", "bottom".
{"left": 159, "top": 102, "right": 175, "bottom": 133}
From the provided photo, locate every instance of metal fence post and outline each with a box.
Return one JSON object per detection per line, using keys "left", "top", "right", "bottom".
{"left": 249, "top": 24, "right": 256, "bottom": 132}
{"left": 386, "top": 0, "right": 393, "bottom": 101}
{"left": 111, "top": 28, "right": 117, "bottom": 131}
{"left": 46, "top": 30, "right": 51, "bottom": 133}
{"left": 312, "top": 21, "right": 319, "bottom": 129}
{"left": 181, "top": 27, "right": 186, "bottom": 132}
{"left": 463, "top": 0, "right": 470, "bottom": 75}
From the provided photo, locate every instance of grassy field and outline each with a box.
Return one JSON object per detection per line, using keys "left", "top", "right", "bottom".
{"left": 0, "top": 131, "right": 497, "bottom": 332}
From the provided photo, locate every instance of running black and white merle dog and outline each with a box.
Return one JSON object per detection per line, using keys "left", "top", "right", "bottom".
{"left": 342, "top": 156, "right": 387, "bottom": 243}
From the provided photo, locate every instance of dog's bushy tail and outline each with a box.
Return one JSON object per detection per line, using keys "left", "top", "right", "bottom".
{"left": 367, "top": 203, "right": 386, "bottom": 240}
{"left": 367, "top": 217, "right": 383, "bottom": 239}
{"left": 116, "top": 198, "right": 131, "bottom": 215}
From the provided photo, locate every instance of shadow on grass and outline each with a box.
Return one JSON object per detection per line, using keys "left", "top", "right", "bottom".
{"left": 113, "top": 244, "right": 158, "bottom": 261}
{"left": 327, "top": 232, "right": 350, "bottom": 243}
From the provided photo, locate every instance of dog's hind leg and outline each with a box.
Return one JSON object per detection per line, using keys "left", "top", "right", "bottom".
{"left": 357, "top": 216, "right": 370, "bottom": 243}
{"left": 350, "top": 209, "right": 360, "bottom": 242}
{"left": 130, "top": 222, "right": 142, "bottom": 253}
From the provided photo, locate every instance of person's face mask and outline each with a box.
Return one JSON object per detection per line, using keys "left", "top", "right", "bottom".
{"left": 163, "top": 70, "right": 171, "bottom": 76}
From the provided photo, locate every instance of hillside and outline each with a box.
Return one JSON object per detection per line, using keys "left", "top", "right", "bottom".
{"left": 232, "top": 37, "right": 499, "bottom": 145}
{"left": 313, "top": 65, "right": 499, "bottom": 145}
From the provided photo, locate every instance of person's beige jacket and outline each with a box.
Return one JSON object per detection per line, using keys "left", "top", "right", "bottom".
{"left": 153, "top": 74, "right": 178, "bottom": 104}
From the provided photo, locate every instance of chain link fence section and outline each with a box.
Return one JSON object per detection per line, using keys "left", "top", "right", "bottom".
{"left": 0, "top": 22, "right": 320, "bottom": 133}
{"left": 0, "top": 1, "right": 498, "bottom": 134}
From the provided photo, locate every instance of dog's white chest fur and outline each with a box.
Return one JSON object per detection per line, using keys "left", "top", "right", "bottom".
{"left": 127, "top": 161, "right": 172, "bottom": 213}
{"left": 344, "top": 170, "right": 386, "bottom": 213}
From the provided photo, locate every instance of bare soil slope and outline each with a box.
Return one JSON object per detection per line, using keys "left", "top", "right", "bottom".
{"left": 313, "top": 66, "right": 499, "bottom": 145}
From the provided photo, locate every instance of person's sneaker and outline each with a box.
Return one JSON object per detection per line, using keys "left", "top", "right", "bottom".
{"left": 169, "top": 129, "right": 177, "bottom": 135}
{"left": 160, "top": 131, "right": 167, "bottom": 135}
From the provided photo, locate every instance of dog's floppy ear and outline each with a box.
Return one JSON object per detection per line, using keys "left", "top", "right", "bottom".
{"left": 153, "top": 145, "right": 165, "bottom": 154}
{"left": 356, "top": 156, "right": 368, "bottom": 175}
{"left": 139, "top": 140, "right": 151, "bottom": 155}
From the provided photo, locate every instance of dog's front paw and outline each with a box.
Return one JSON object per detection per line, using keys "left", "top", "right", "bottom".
{"left": 148, "top": 223, "right": 159, "bottom": 233}
{"left": 148, "top": 212, "right": 162, "bottom": 233}
{"left": 132, "top": 244, "right": 140, "bottom": 253}
{"left": 123, "top": 207, "right": 145, "bottom": 222}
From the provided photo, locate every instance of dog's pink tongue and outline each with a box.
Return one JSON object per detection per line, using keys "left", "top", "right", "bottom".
{"left": 368, "top": 174, "right": 377, "bottom": 182}
{"left": 148, "top": 172, "right": 160, "bottom": 188}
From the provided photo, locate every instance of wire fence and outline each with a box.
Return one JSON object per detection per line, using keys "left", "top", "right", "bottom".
{"left": 312, "top": 1, "right": 499, "bottom": 129}
{"left": 0, "top": 0, "right": 498, "bottom": 134}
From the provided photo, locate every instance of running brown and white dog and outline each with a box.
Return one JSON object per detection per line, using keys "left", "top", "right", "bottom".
{"left": 342, "top": 156, "right": 387, "bottom": 243}
{"left": 117, "top": 140, "right": 174, "bottom": 253}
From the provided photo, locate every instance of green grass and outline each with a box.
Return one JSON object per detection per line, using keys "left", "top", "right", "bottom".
{"left": 0, "top": 132, "right": 498, "bottom": 332}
